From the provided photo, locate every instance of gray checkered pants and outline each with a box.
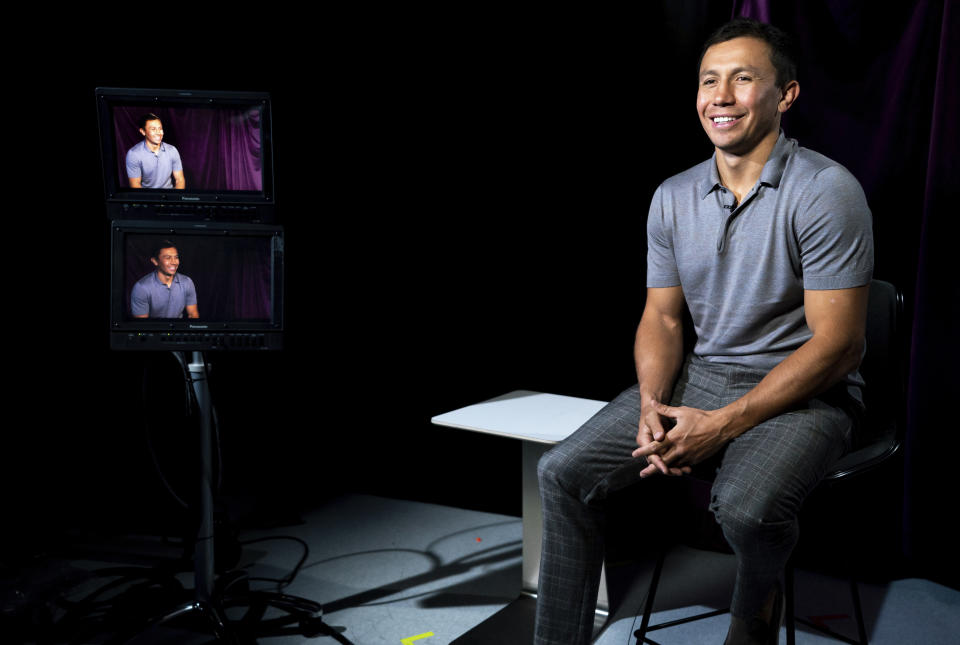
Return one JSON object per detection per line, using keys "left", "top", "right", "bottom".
{"left": 534, "top": 356, "right": 857, "bottom": 645}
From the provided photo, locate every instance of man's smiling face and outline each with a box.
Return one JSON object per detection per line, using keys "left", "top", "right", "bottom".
{"left": 140, "top": 119, "right": 164, "bottom": 148}
{"left": 697, "top": 36, "right": 788, "bottom": 157}
{"left": 151, "top": 247, "right": 180, "bottom": 278}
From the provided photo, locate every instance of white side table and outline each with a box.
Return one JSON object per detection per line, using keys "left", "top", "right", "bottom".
{"left": 432, "top": 390, "right": 612, "bottom": 610}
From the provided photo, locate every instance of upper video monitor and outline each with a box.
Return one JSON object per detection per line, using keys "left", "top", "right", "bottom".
{"left": 96, "top": 87, "right": 275, "bottom": 222}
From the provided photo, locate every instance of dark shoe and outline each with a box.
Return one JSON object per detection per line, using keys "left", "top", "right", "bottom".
{"left": 724, "top": 587, "right": 784, "bottom": 645}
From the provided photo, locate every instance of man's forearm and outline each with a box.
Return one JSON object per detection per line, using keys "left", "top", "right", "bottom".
{"left": 634, "top": 310, "right": 685, "bottom": 407}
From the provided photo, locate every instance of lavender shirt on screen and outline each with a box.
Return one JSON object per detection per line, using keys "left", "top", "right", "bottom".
{"left": 125, "top": 141, "right": 183, "bottom": 188}
{"left": 130, "top": 272, "right": 197, "bottom": 318}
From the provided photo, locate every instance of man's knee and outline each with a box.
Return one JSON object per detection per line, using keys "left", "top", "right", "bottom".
{"left": 537, "top": 440, "right": 612, "bottom": 507}
{"left": 709, "top": 482, "right": 799, "bottom": 554}
{"left": 537, "top": 443, "right": 576, "bottom": 494}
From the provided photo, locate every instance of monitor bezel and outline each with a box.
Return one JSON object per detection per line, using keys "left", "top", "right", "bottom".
{"left": 96, "top": 87, "right": 275, "bottom": 218}
{"left": 109, "top": 220, "right": 284, "bottom": 338}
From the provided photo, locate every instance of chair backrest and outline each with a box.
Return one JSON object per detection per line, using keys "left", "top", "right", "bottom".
{"left": 824, "top": 278, "right": 904, "bottom": 480}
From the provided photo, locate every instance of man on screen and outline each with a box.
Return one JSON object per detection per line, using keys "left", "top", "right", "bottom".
{"left": 131, "top": 241, "right": 199, "bottom": 319}
{"left": 125, "top": 113, "right": 186, "bottom": 189}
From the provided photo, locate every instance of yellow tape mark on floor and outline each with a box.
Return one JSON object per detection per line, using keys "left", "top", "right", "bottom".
{"left": 401, "top": 632, "right": 435, "bottom": 644}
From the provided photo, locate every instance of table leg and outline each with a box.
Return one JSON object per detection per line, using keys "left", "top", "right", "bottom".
{"left": 521, "top": 440, "right": 608, "bottom": 612}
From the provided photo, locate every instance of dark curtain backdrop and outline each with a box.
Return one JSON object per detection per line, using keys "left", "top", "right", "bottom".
{"left": 732, "top": 0, "right": 957, "bottom": 582}
{"left": 125, "top": 235, "right": 272, "bottom": 321}
{"left": 113, "top": 104, "right": 262, "bottom": 191}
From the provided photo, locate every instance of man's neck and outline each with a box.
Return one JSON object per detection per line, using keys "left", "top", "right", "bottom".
{"left": 157, "top": 271, "right": 174, "bottom": 286}
{"left": 715, "top": 130, "right": 779, "bottom": 204}
{"left": 145, "top": 139, "right": 161, "bottom": 153}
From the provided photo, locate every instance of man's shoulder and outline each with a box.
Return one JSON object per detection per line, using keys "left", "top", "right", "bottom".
{"left": 135, "top": 271, "right": 159, "bottom": 286}
{"left": 658, "top": 157, "right": 714, "bottom": 194}
{"left": 126, "top": 141, "right": 145, "bottom": 158}
{"left": 174, "top": 273, "right": 195, "bottom": 289}
{"left": 782, "top": 143, "right": 870, "bottom": 229}
{"left": 132, "top": 273, "right": 154, "bottom": 295}
{"left": 786, "top": 143, "right": 860, "bottom": 187}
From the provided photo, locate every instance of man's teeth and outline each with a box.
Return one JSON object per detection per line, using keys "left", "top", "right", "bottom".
{"left": 713, "top": 116, "right": 739, "bottom": 123}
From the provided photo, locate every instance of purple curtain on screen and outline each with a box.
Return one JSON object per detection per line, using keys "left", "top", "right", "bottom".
{"left": 735, "top": 0, "right": 957, "bottom": 579}
{"left": 113, "top": 105, "right": 262, "bottom": 191}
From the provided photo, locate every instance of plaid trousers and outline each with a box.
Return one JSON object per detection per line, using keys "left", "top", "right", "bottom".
{"left": 534, "top": 356, "right": 856, "bottom": 645}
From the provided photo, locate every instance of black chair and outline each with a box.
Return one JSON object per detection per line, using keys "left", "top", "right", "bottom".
{"left": 634, "top": 279, "right": 905, "bottom": 645}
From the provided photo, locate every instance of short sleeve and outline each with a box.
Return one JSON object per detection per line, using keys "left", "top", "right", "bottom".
{"left": 797, "top": 166, "right": 874, "bottom": 290}
{"left": 125, "top": 148, "right": 141, "bottom": 179}
{"left": 184, "top": 277, "right": 197, "bottom": 306}
{"left": 646, "top": 184, "right": 681, "bottom": 287}
{"left": 170, "top": 147, "right": 183, "bottom": 172}
{"left": 130, "top": 281, "right": 149, "bottom": 316}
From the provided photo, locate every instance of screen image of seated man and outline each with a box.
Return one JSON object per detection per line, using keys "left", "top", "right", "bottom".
{"left": 130, "top": 241, "right": 199, "bottom": 319}
{"left": 125, "top": 113, "right": 185, "bottom": 189}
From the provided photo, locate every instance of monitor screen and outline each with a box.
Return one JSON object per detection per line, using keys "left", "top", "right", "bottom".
{"left": 110, "top": 220, "right": 284, "bottom": 350}
{"left": 96, "top": 87, "right": 275, "bottom": 222}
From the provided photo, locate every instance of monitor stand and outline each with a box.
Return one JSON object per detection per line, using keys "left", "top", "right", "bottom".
{"left": 128, "top": 352, "right": 346, "bottom": 644}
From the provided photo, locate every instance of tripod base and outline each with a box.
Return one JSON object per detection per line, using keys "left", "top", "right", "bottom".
{"left": 128, "top": 598, "right": 231, "bottom": 643}
{"left": 113, "top": 582, "right": 346, "bottom": 644}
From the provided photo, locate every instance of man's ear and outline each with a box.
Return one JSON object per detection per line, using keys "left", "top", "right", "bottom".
{"left": 779, "top": 80, "right": 799, "bottom": 114}
{"left": 150, "top": 257, "right": 159, "bottom": 267}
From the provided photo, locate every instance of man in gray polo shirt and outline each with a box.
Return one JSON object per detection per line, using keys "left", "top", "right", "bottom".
{"left": 131, "top": 241, "right": 199, "bottom": 319}
{"left": 535, "top": 18, "right": 873, "bottom": 645}
{"left": 126, "top": 113, "right": 186, "bottom": 189}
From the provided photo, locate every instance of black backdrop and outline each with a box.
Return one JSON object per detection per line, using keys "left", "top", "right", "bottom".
{"left": 11, "top": 1, "right": 956, "bottom": 590}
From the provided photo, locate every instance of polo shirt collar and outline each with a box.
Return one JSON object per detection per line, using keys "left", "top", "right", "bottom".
{"left": 698, "top": 130, "right": 794, "bottom": 200}
{"left": 141, "top": 140, "right": 166, "bottom": 154}
{"left": 153, "top": 271, "right": 180, "bottom": 285}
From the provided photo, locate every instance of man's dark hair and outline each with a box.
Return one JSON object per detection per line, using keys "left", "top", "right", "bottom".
{"left": 152, "top": 240, "right": 178, "bottom": 259}
{"left": 699, "top": 17, "right": 798, "bottom": 88}
{"left": 139, "top": 113, "right": 163, "bottom": 130}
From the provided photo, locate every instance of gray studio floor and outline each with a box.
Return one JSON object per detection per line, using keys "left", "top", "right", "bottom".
{"left": 9, "top": 494, "right": 960, "bottom": 644}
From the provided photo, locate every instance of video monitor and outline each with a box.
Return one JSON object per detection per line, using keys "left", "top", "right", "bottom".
{"left": 96, "top": 87, "right": 275, "bottom": 222}
{"left": 110, "top": 220, "right": 284, "bottom": 351}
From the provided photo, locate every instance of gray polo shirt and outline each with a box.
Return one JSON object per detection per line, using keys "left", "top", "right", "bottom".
{"left": 647, "top": 133, "right": 873, "bottom": 386}
{"left": 125, "top": 141, "right": 183, "bottom": 188}
{"left": 130, "top": 271, "right": 197, "bottom": 318}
